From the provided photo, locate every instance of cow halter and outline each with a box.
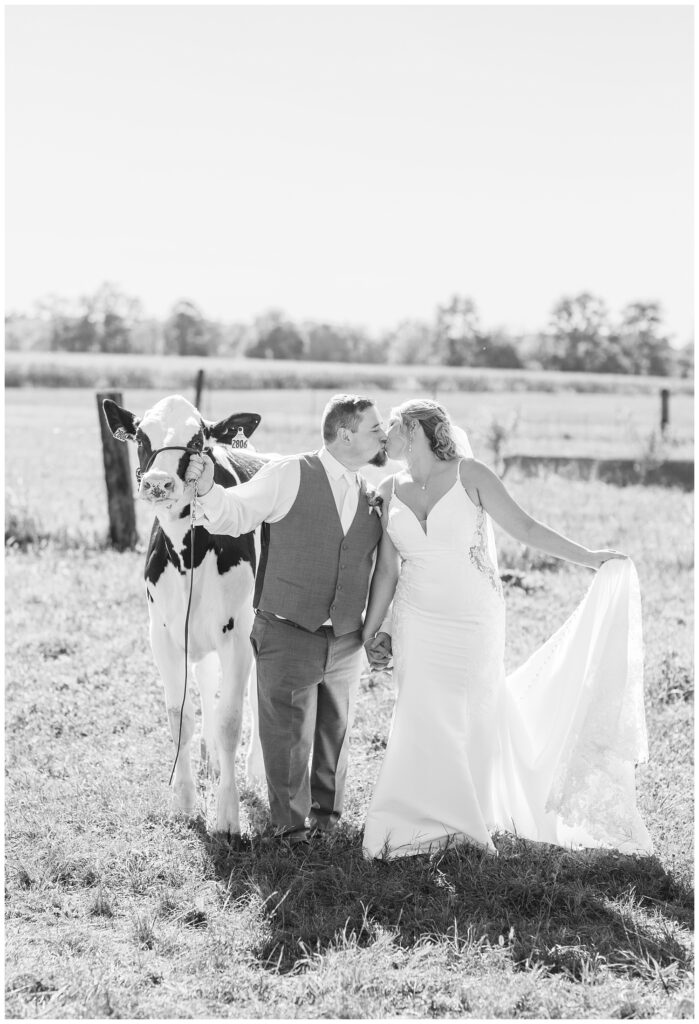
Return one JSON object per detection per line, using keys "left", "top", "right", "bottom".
{"left": 135, "top": 443, "right": 211, "bottom": 485}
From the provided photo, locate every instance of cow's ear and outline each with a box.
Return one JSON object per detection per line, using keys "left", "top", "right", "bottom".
{"left": 204, "top": 413, "right": 261, "bottom": 444}
{"left": 103, "top": 399, "right": 140, "bottom": 442}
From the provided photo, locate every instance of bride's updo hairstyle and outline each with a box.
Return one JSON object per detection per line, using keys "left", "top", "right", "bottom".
{"left": 394, "top": 399, "right": 459, "bottom": 461}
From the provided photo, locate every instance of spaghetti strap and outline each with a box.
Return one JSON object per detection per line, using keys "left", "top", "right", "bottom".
{"left": 391, "top": 474, "right": 397, "bottom": 498}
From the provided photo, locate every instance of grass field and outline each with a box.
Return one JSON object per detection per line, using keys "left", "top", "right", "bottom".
{"left": 5, "top": 349, "right": 695, "bottom": 399}
{"left": 4, "top": 387, "right": 694, "bottom": 1018}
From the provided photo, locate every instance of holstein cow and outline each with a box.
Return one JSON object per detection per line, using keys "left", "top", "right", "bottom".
{"left": 103, "top": 394, "right": 266, "bottom": 838}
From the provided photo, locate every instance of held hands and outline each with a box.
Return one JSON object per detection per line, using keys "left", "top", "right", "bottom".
{"left": 185, "top": 453, "right": 215, "bottom": 495}
{"left": 363, "top": 631, "right": 393, "bottom": 670}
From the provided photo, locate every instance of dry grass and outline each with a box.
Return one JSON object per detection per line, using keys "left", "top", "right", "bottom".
{"left": 4, "top": 388, "right": 694, "bottom": 1018}
{"left": 5, "top": 349, "right": 694, "bottom": 398}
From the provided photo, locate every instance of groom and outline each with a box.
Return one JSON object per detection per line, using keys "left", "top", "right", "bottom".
{"left": 187, "top": 394, "right": 389, "bottom": 845}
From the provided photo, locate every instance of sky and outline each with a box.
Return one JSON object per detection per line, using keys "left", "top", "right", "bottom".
{"left": 4, "top": 4, "right": 694, "bottom": 343}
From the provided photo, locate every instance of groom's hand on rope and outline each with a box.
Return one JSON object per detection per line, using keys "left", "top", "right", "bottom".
{"left": 364, "top": 632, "right": 392, "bottom": 670}
{"left": 185, "top": 452, "right": 215, "bottom": 495}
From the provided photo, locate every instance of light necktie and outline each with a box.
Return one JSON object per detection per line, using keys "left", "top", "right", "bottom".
{"left": 339, "top": 473, "right": 358, "bottom": 534}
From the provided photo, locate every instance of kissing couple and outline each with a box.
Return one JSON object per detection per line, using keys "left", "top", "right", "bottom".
{"left": 187, "top": 393, "right": 652, "bottom": 859}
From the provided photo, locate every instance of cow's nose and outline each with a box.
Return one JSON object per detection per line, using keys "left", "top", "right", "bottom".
{"left": 141, "top": 472, "right": 177, "bottom": 494}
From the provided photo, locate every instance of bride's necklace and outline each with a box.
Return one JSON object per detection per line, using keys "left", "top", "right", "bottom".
{"left": 411, "top": 462, "right": 438, "bottom": 491}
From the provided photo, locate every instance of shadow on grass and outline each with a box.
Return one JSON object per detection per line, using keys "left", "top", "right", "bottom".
{"left": 187, "top": 816, "right": 693, "bottom": 981}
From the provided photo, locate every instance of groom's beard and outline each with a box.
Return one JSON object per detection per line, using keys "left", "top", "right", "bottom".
{"left": 368, "top": 448, "right": 388, "bottom": 467}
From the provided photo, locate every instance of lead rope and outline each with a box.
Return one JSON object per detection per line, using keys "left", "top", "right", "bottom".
{"left": 169, "top": 481, "right": 198, "bottom": 787}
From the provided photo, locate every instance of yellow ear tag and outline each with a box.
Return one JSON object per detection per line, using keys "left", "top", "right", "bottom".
{"left": 231, "top": 427, "right": 248, "bottom": 449}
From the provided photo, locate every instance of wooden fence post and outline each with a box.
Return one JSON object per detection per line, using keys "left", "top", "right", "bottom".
{"left": 96, "top": 391, "right": 138, "bottom": 551}
{"left": 194, "top": 369, "right": 205, "bottom": 411}
{"left": 660, "top": 388, "right": 670, "bottom": 434}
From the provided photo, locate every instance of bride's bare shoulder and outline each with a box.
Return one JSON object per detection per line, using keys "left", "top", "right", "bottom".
{"left": 457, "top": 457, "right": 493, "bottom": 482}
{"left": 457, "top": 459, "right": 500, "bottom": 501}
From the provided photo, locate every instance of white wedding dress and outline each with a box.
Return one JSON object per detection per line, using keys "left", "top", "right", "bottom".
{"left": 362, "top": 466, "right": 653, "bottom": 860}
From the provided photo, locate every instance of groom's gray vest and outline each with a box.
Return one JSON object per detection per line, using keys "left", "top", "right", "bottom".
{"left": 253, "top": 453, "right": 383, "bottom": 636}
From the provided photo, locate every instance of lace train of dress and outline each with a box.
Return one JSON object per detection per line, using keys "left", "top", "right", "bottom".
{"left": 362, "top": 478, "right": 652, "bottom": 860}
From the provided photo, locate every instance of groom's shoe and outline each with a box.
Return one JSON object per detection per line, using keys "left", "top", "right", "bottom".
{"left": 308, "top": 812, "right": 338, "bottom": 835}
{"left": 273, "top": 824, "right": 309, "bottom": 846}
{"left": 308, "top": 824, "right": 337, "bottom": 848}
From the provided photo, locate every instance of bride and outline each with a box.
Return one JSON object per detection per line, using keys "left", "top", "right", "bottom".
{"left": 361, "top": 398, "right": 652, "bottom": 860}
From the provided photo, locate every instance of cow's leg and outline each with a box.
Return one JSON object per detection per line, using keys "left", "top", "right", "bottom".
{"left": 245, "top": 660, "right": 265, "bottom": 788}
{"left": 150, "top": 619, "right": 198, "bottom": 817}
{"left": 194, "top": 653, "right": 221, "bottom": 779}
{"left": 214, "top": 612, "right": 255, "bottom": 837}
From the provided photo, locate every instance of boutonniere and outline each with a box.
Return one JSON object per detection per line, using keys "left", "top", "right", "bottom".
{"left": 366, "top": 489, "right": 384, "bottom": 518}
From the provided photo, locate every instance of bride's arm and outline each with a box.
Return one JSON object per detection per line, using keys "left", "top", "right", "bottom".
{"left": 362, "top": 480, "right": 401, "bottom": 641}
{"left": 461, "top": 460, "right": 626, "bottom": 570}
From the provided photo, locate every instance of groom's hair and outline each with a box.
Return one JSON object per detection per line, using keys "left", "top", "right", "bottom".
{"left": 322, "top": 394, "right": 375, "bottom": 442}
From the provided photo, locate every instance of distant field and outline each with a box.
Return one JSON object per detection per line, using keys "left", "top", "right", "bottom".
{"left": 5, "top": 349, "right": 695, "bottom": 396}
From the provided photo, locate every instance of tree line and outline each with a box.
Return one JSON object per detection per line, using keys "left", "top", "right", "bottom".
{"left": 5, "top": 282, "right": 693, "bottom": 377}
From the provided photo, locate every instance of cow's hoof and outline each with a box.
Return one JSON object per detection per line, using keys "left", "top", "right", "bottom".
{"left": 213, "top": 829, "right": 246, "bottom": 850}
{"left": 171, "top": 789, "right": 199, "bottom": 819}
{"left": 171, "top": 805, "right": 200, "bottom": 822}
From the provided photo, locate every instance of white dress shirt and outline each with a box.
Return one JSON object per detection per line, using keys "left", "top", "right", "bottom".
{"left": 320, "top": 448, "right": 360, "bottom": 533}
{"left": 195, "top": 447, "right": 358, "bottom": 537}
{"left": 195, "top": 447, "right": 391, "bottom": 635}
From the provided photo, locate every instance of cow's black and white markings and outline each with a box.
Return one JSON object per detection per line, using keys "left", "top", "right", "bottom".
{"left": 103, "top": 394, "right": 267, "bottom": 837}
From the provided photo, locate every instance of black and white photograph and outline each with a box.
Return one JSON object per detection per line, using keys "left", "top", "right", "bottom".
{"left": 5, "top": 3, "right": 693, "bottom": 1019}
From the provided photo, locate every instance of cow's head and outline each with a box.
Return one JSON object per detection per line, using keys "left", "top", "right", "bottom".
{"left": 103, "top": 395, "right": 261, "bottom": 514}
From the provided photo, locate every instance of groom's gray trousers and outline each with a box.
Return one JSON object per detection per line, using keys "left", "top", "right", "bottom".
{"left": 250, "top": 609, "right": 364, "bottom": 840}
